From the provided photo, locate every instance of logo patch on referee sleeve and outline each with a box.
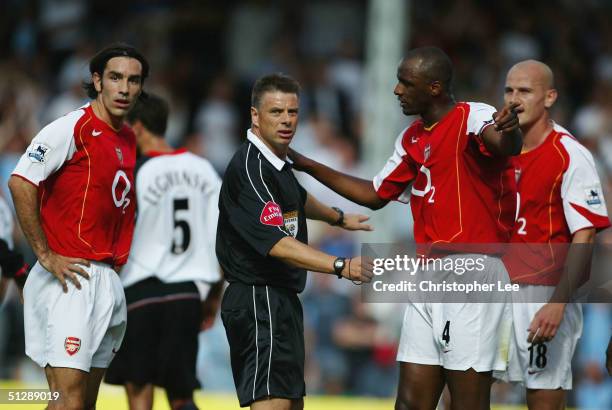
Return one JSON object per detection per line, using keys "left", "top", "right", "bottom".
{"left": 283, "top": 210, "right": 299, "bottom": 237}
{"left": 585, "top": 186, "right": 602, "bottom": 208}
{"left": 64, "top": 337, "right": 81, "bottom": 356}
{"left": 27, "top": 143, "right": 51, "bottom": 163}
{"left": 260, "top": 201, "right": 284, "bottom": 226}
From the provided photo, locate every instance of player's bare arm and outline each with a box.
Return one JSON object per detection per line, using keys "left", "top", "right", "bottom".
{"left": 269, "top": 236, "right": 373, "bottom": 282}
{"left": 200, "top": 277, "right": 224, "bottom": 331}
{"left": 8, "top": 175, "right": 90, "bottom": 293}
{"left": 481, "top": 102, "right": 523, "bottom": 156}
{"left": 528, "top": 228, "right": 595, "bottom": 344}
{"left": 288, "top": 148, "right": 388, "bottom": 210}
{"left": 304, "top": 193, "right": 373, "bottom": 231}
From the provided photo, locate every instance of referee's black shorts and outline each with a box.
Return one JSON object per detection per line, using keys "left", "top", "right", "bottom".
{"left": 105, "top": 278, "right": 201, "bottom": 399}
{"left": 221, "top": 282, "right": 305, "bottom": 407}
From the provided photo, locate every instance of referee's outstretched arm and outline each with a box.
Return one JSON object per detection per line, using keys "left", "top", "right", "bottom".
{"left": 269, "top": 237, "right": 373, "bottom": 283}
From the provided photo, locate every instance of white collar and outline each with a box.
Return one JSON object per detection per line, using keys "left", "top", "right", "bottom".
{"left": 246, "top": 129, "right": 286, "bottom": 171}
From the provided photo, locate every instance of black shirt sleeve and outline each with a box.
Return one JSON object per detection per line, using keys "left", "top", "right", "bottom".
{"left": 223, "top": 160, "right": 291, "bottom": 257}
{"left": 296, "top": 177, "right": 307, "bottom": 206}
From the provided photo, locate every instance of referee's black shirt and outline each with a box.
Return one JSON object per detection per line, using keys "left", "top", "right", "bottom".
{"left": 216, "top": 130, "right": 308, "bottom": 293}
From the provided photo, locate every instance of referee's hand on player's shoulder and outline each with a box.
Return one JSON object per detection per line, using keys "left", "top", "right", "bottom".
{"left": 342, "top": 256, "right": 374, "bottom": 284}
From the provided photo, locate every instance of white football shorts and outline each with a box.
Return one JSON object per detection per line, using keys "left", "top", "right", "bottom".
{"left": 23, "top": 261, "right": 127, "bottom": 372}
{"left": 504, "top": 285, "right": 582, "bottom": 390}
{"left": 397, "top": 254, "right": 512, "bottom": 372}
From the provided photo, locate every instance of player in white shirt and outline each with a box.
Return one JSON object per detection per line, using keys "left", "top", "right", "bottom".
{"left": 104, "top": 94, "right": 222, "bottom": 410}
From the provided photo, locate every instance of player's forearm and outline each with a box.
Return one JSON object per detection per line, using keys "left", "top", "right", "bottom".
{"left": 301, "top": 160, "right": 387, "bottom": 210}
{"left": 269, "top": 237, "right": 337, "bottom": 274}
{"left": 304, "top": 193, "right": 341, "bottom": 224}
{"left": 549, "top": 228, "right": 595, "bottom": 303}
{"left": 8, "top": 176, "right": 50, "bottom": 260}
{"left": 482, "top": 126, "right": 523, "bottom": 156}
{"left": 500, "top": 128, "right": 523, "bottom": 156}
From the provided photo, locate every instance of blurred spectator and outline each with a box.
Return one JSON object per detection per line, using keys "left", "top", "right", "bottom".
{"left": 302, "top": 274, "right": 352, "bottom": 394}
{"left": 575, "top": 305, "right": 612, "bottom": 409}
{"left": 193, "top": 72, "right": 239, "bottom": 174}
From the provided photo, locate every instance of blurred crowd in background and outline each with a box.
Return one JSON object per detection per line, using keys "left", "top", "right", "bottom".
{"left": 1, "top": 0, "right": 611, "bottom": 408}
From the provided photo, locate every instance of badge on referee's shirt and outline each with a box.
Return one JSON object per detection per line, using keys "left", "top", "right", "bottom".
{"left": 260, "top": 201, "right": 284, "bottom": 226}
{"left": 283, "top": 211, "right": 298, "bottom": 237}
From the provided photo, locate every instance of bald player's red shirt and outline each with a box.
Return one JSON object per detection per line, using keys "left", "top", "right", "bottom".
{"left": 503, "top": 123, "right": 610, "bottom": 285}
{"left": 373, "top": 102, "right": 516, "bottom": 248}
{"left": 12, "top": 104, "right": 136, "bottom": 266}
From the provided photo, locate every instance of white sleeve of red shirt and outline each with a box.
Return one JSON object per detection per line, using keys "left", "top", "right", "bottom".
{"left": 559, "top": 135, "right": 611, "bottom": 233}
{"left": 372, "top": 126, "right": 418, "bottom": 203}
{"left": 466, "top": 102, "right": 497, "bottom": 157}
{"left": 466, "top": 102, "right": 496, "bottom": 136}
{"left": 12, "top": 110, "right": 81, "bottom": 186}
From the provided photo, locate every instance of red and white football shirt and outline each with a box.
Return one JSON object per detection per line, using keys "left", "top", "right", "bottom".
{"left": 503, "top": 123, "right": 611, "bottom": 285}
{"left": 12, "top": 104, "right": 136, "bottom": 266}
{"left": 373, "top": 102, "right": 516, "bottom": 247}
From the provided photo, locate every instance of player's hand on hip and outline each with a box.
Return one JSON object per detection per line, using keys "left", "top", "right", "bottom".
{"left": 342, "top": 214, "right": 374, "bottom": 232}
{"left": 527, "top": 302, "right": 566, "bottom": 344}
{"left": 38, "top": 250, "right": 90, "bottom": 293}
{"left": 342, "top": 256, "right": 374, "bottom": 283}
{"left": 287, "top": 148, "right": 311, "bottom": 172}
{"left": 493, "top": 102, "right": 520, "bottom": 133}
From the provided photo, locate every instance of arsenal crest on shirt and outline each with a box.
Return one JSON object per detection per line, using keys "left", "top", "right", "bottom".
{"left": 64, "top": 336, "right": 81, "bottom": 356}
{"left": 424, "top": 144, "right": 431, "bottom": 162}
{"left": 115, "top": 147, "right": 123, "bottom": 164}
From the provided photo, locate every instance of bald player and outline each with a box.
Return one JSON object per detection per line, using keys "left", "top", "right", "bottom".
{"left": 290, "top": 47, "right": 522, "bottom": 410}
{"left": 502, "top": 60, "right": 610, "bottom": 409}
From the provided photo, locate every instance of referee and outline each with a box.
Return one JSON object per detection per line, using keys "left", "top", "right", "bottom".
{"left": 216, "top": 73, "right": 374, "bottom": 410}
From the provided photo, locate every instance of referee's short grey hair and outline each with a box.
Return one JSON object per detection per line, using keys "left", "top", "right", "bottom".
{"left": 251, "top": 73, "right": 300, "bottom": 108}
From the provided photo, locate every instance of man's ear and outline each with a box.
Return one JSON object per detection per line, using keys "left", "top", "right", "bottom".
{"left": 93, "top": 72, "right": 103, "bottom": 93}
{"left": 544, "top": 89, "right": 558, "bottom": 109}
{"left": 251, "top": 106, "right": 259, "bottom": 128}
{"left": 430, "top": 81, "right": 443, "bottom": 97}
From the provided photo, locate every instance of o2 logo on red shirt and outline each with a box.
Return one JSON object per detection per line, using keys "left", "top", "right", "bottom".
{"left": 411, "top": 165, "right": 436, "bottom": 203}
{"left": 112, "top": 170, "right": 131, "bottom": 213}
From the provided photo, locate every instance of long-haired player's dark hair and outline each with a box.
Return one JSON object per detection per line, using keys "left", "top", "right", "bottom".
{"left": 82, "top": 43, "right": 150, "bottom": 100}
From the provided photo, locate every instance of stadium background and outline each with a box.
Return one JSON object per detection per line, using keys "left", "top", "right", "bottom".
{"left": 0, "top": 0, "right": 611, "bottom": 408}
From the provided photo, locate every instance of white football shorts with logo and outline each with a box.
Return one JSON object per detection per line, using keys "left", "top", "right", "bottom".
{"left": 504, "top": 285, "right": 582, "bottom": 390}
{"left": 23, "top": 261, "right": 127, "bottom": 372}
{"left": 397, "top": 255, "right": 512, "bottom": 372}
